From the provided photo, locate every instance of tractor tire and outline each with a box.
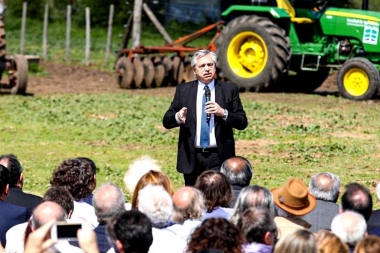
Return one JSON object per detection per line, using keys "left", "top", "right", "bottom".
{"left": 115, "top": 56, "right": 134, "bottom": 89}
{"left": 0, "top": 19, "right": 6, "bottom": 59}
{"left": 132, "top": 57, "right": 144, "bottom": 89}
{"left": 9, "top": 55, "right": 28, "bottom": 95}
{"left": 216, "top": 15, "right": 290, "bottom": 91}
{"left": 284, "top": 68, "right": 330, "bottom": 93}
{"left": 337, "top": 57, "right": 379, "bottom": 100}
{"left": 142, "top": 57, "right": 155, "bottom": 88}
{"left": 171, "top": 56, "right": 184, "bottom": 86}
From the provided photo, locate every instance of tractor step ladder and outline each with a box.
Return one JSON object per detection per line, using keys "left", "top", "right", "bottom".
{"left": 300, "top": 54, "right": 321, "bottom": 71}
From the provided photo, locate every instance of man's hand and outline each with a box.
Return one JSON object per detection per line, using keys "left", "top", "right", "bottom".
{"left": 205, "top": 102, "right": 224, "bottom": 117}
{"left": 24, "top": 219, "right": 57, "bottom": 253}
{"left": 176, "top": 107, "right": 188, "bottom": 124}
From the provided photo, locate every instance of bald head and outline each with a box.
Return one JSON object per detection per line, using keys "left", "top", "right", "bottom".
{"left": 32, "top": 201, "right": 66, "bottom": 228}
{"left": 172, "top": 187, "right": 194, "bottom": 209}
{"left": 171, "top": 187, "right": 205, "bottom": 224}
{"left": 309, "top": 172, "right": 340, "bottom": 202}
{"left": 220, "top": 156, "right": 253, "bottom": 187}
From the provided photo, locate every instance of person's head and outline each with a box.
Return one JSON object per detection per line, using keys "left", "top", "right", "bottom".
{"left": 236, "top": 207, "right": 277, "bottom": 246}
{"left": 220, "top": 156, "right": 253, "bottom": 187}
{"left": 50, "top": 158, "right": 96, "bottom": 201}
{"left": 171, "top": 186, "right": 206, "bottom": 224}
{"left": 106, "top": 210, "right": 153, "bottom": 253}
{"left": 0, "top": 153, "right": 23, "bottom": 187}
{"left": 131, "top": 170, "right": 174, "bottom": 209}
{"left": 75, "top": 157, "right": 97, "bottom": 191}
{"left": 32, "top": 201, "right": 67, "bottom": 229}
{"left": 137, "top": 184, "right": 173, "bottom": 228}
{"left": 93, "top": 182, "right": 126, "bottom": 224}
{"left": 341, "top": 182, "right": 373, "bottom": 222}
{"left": 194, "top": 170, "right": 232, "bottom": 212}
{"left": 271, "top": 177, "right": 316, "bottom": 217}
{"left": 123, "top": 155, "right": 162, "bottom": 195}
{"left": 187, "top": 218, "right": 244, "bottom": 253}
{"left": 354, "top": 235, "right": 380, "bottom": 253}
{"left": 0, "top": 164, "right": 9, "bottom": 196}
{"left": 43, "top": 186, "right": 74, "bottom": 219}
{"left": 273, "top": 229, "right": 318, "bottom": 253}
{"left": 315, "top": 230, "right": 349, "bottom": 253}
{"left": 230, "top": 185, "right": 275, "bottom": 225}
{"left": 191, "top": 50, "right": 217, "bottom": 84}
{"left": 331, "top": 211, "right": 367, "bottom": 246}
{"left": 309, "top": 172, "right": 340, "bottom": 202}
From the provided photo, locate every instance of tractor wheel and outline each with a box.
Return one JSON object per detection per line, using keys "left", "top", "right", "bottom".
{"left": 116, "top": 56, "right": 134, "bottom": 89}
{"left": 216, "top": 15, "right": 290, "bottom": 91}
{"left": 142, "top": 57, "right": 155, "bottom": 88}
{"left": 9, "top": 55, "right": 28, "bottom": 95}
{"left": 284, "top": 68, "right": 330, "bottom": 93}
{"left": 132, "top": 57, "right": 144, "bottom": 89}
{"left": 337, "top": 57, "right": 379, "bottom": 100}
{"left": 162, "top": 56, "right": 173, "bottom": 87}
{"left": 183, "top": 62, "right": 196, "bottom": 83}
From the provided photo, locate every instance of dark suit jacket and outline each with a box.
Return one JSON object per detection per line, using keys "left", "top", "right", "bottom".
{"left": 302, "top": 199, "right": 339, "bottom": 233}
{"left": 95, "top": 224, "right": 112, "bottom": 253}
{"left": 0, "top": 200, "right": 30, "bottom": 246}
{"left": 367, "top": 209, "right": 380, "bottom": 232}
{"left": 5, "top": 187, "right": 42, "bottom": 214}
{"left": 163, "top": 80, "right": 248, "bottom": 174}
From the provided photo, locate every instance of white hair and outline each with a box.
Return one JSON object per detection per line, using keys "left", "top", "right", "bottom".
{"left": 331, "top": 211, "right": 367, "bottom": 245}
{"left": 123, "top": 155, "right": 162, "bottom": 194}
{"left": 137, "top": 184, "right": 173, "bottom": 228}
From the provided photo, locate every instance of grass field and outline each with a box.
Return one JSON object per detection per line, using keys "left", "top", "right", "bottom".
{"left": 2, "top": 91, "right": 380, "bottom": 206}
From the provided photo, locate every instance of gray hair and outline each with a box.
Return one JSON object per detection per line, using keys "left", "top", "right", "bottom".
{"left": 172, "top": 188, "right": 206, "bottom": 224}
{"left": 93, "top": 182, "right": 126, "bottom": 224}
{"left": 230, "top": 185, "right": 275, "bottom": 225}
{"left": 220, "top": 156, "right": 253, "bottom": 187}
{"left": 137, "top": 184, "right": 173, "bottom": 228}
{"left": 309, "top": 172, "right": 340, "bottom": 201}
{"left": 190, "top": 50, "right": 218, "bottom": 68}
{"left": 331, "top": 211, "right": 367, "bottom": 245}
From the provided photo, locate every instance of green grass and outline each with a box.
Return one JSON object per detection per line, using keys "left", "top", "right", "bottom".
{"left": 2, "top": 92, "right": 380, "bottom": 207}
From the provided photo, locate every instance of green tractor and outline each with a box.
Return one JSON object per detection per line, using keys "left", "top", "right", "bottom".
{"left": 216, "top": 0, "right": 380, "bottom": 100}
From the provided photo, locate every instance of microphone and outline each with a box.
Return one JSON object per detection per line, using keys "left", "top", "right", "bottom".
{"left": 205, "top": 88, "right": 211, "bottom": 121}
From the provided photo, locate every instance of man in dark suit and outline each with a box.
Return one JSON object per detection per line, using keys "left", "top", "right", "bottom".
{"left": 367, "top": 181, "right": 380, "bottom": 233}
{"left": 303, "top": 172, "right": 340, "bottom": 232}
{"left": 0, "top": 164, "right": 30, "bottom": 247}
{"left": 163, "top": 50, "right": 248, "bottom": 186}
{"left": 0, "top": 154, "right": 42, "bottom": 213}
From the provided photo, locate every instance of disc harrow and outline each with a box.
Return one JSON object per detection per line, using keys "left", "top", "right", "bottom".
{"left": 115, "top": 21, "right": 224, "bottom": 89}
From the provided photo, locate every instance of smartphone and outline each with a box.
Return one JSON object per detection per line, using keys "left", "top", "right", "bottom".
{"left": 51, "top": 221, "right": 82, "bottom": 241}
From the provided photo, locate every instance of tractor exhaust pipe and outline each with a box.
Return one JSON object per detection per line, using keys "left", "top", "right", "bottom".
{"left": 362, "top": 0, "right": 368, "bottom": 10}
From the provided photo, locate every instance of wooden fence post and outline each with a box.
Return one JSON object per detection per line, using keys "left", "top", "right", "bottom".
{"left": 42, "top": 4, "right": 49, "bottom": 59}
{"left": 85, "top": 7, "right": 90, "bottom": 66}
{"left": 105, "top": 4, "right": 114, "bottom": 66}
{"left": 65, "top": 5, "right": 72, "bottom": 62}
{"left": 20, "top": 2, "right": 27, "bottom": 54}
{"left": 132, "top": 0, "right": 143, "bottom": 49}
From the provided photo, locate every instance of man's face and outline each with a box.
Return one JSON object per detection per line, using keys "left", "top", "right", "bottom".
{"left": 193, "top": 54, "right": 216, "bottom": 84}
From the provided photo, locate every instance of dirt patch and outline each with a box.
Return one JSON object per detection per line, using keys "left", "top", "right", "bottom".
{"left": 25, "top": 60, "right": 339, "bottom": 98}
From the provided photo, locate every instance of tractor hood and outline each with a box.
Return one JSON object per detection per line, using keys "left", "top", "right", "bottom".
{"left": 320, "top": 7, "right": 380, "bottom": 52}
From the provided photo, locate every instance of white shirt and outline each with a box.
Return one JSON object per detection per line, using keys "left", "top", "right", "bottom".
{"left": 166, "top": 220, "right": 202, "bottom": 241}
{"left": 149, "top": 227, "right": 186, "bottom": 253}
{"left": 72, "top": 201, "right": 99, "bottom": 228}
{"left": 195, "top": 80, "right": 217, "bottom": 148}
{"left": 202, "top": 207, "right": 234, "bottom": 221}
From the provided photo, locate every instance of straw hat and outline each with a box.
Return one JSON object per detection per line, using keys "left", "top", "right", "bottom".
{"left": 271, "top": 178, "right": 316, "bottom": 216}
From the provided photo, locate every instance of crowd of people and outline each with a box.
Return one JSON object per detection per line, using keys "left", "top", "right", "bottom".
{"left": 0, "top": 153, "right": 380, "bottom": 253}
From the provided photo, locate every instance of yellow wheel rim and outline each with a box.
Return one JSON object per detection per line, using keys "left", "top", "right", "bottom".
{"left": 227, "top": 31, "right": 268, "bottom": 78}
{"left": 343, "top": 68, "right": 369, "bottom": 97}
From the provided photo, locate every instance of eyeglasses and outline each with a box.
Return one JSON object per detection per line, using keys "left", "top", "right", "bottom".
{"left": 196, "top": 62, "right": 215, "bottom": 70}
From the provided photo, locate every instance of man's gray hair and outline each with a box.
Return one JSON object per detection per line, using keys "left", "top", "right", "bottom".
{"left": 230, "top": 185, "right": 275, "bottom": 225}
{"left": 309, "top": 172, "right": 340, "bottom": 201}
{"left": 220, "top": 156, "right": 253, "bottom": 187}
{"left": 172, "top": 188, "right": 205, "bottom": 224}
{"left": 93, "top": 182, "right": 126, "bottom": 224}
{"left": 190, "top": 50, "right": 218, "bottom": 68}
{"left": 137, "top": 184, "right": 173, "bottom": 228}
{"left": 331, "top": 211, "right": 367, "bottom": 245}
